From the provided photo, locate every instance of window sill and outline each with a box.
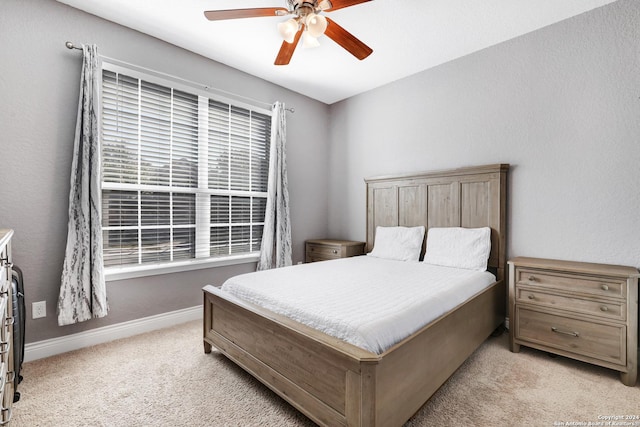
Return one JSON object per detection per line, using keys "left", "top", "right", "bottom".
{"left": 105, "top": 253, "right": 259, "bottom": 281}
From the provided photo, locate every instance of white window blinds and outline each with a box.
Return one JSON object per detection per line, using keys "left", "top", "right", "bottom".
{"left": 101, "top": 67, "right": 271, "bottom": 270}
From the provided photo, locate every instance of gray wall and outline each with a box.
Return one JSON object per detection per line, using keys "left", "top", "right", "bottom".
{"left": 0, "top": 0, "right": 330, "bottom": 342}
{"left": 2, "top": 0, "right": 639, "bottom": 345}
{"left": 327, "top": 0, "right": 640, "bottom": 270}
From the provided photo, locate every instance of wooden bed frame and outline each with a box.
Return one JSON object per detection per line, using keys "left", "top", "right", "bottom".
{"left": 203, "top": 164, "right": 509, "bottom": 426}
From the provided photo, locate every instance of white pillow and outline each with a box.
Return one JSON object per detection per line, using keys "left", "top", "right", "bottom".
{"left": 367, "top": 226, "right": 425, "bottom": 262}
{"left": 422, "top": 227, "right": 491, "bottom": 271}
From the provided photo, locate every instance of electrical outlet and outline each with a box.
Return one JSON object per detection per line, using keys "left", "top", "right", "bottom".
{"left": 32, "top": 301, "right": 46, "bottom": 319}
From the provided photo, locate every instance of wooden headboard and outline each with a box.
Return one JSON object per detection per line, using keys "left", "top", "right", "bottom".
{"left": 365, "top": 164, "right": 509, "bottom": 281}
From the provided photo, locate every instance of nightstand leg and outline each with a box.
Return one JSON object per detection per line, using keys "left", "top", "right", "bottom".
{"left": 619, "top": 369, "right": 637, "bottom": 387}
{"left": 510, "top": 340, "right": 520, "bottom": 353}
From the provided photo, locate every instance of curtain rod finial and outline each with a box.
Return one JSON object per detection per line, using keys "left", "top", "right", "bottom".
{"left": 65, "top": 41, "right": 83, "bottom": 50}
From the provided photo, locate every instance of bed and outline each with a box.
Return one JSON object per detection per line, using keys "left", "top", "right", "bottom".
{"left": 203, "top": 163, "right": 509, "bottom": 426}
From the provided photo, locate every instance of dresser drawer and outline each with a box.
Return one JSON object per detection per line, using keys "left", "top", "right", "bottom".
{"left": 516, "top": 307, "right": 626, "bottom": 365}
{"left": 516, "top": 269, "right": 625, "bottom": 299}
{"left": 0, "top": 296, "right": 6, "bottom": 343}
{"left": 0, "top": 361, "right": 5, "bottom": 412}
{"left": 1, "top": 377, "right": 12, "bottom": 424}
{"left": 0, "top": 330, "right": 10, "bottom": 366}
{"left": 0, "top": 266, "right": 7, "bottom": 295}
{"left": 517, "top": 287, "right": 625, "bottom": 321}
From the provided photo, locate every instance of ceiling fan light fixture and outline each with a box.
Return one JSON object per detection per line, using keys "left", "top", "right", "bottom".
{"left": 305, "top": 13, "right": 327, "bottom": 38}
{"left": 302, "top": 31, "right": 320, "bottom": 48}
{"left": 317, "top": 0, "right": 333, "bottom": 11}
{"left": 278, "top": 18, "right": 299, "bottom": 43}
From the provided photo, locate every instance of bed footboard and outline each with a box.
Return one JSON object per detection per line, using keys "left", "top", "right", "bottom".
{"left": 203, "top": 285, "right": 380, "bottom": 426}
{"left": 203, "top": 279, "right": 505, "bottom": 427}
{"left": 374, "top": 279, "right": 505, "bottom": 426}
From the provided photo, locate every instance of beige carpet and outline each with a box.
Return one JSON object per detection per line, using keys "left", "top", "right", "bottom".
{"left": 11, "top": 320, "right": 639, "bottom": 426}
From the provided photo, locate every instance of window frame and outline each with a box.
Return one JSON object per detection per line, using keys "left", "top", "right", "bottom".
{"left": 100, "top": 61, "right": 271, "bottom": 281}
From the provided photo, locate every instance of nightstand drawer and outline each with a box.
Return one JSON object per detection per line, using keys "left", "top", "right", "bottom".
{"left": 516, "top": 307, "right": 626, "bottom": 365}
{"left": 306, "top": 243, "right": 342, "bottom": 259}
{"left": 516, "top": 269, "right": 625, "bottom": 299}
{"left": 517, "top": 288, "right": 625, "bottom": 321}
{"left": 305, "top": 239, "right": 365, "bottom": 263}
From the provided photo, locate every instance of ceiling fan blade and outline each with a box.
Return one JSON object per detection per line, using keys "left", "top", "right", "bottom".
{"left": 324, "top": 17, "right": 373, "bottom": 60}
{"left": 321, "top": 0, "right": 372, "bottom": 12}
{"left": 204, "top": 8, "right": 289, "bottom": 21}
{"left": 275, "top": 27, "right": 303, "bottom": 65}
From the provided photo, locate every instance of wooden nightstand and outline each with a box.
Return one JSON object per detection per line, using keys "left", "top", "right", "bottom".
{"left": 305, "top": 239, "right": 365, "bottom": 263}
{"left": 508, "top": 257, "right": 639, "bottom": 386}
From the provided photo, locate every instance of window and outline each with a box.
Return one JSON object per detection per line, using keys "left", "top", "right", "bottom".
{"left": 101, "top": 64, "right": 271, "bottom": 275}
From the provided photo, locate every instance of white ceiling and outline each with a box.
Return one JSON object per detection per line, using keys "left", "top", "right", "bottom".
{"left": 57, "top": 0, "right": 617, "bottom": 104}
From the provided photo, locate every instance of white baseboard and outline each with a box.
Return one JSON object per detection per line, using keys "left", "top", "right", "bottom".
{"left": 24, "top": 306, "right": 202, "bottom": 362}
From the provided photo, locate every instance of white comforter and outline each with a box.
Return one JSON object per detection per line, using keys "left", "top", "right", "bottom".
{"left": 221, "top": 256, "right": 496, "bottom": 354}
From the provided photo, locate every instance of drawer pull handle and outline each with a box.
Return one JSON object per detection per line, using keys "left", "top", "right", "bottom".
{"left": 528, "top": 295, "right": 535, "bottom": 300}
{"left": 0, "top": 407, "right": 12, "bottom": 425}
{"left": 528, "top": 275, "right": 536, "bottom": 282}
{"left": 332, "top": 250, "right": 338, "bottom": 254}
{"left": 551, "top": 327, "right": 579, "bottom": 338}
{"left": 600, "top": 306, "right": 609, "bottom": 312}
{"left": 600, "top": 284, "right": 609, "bottom": 291}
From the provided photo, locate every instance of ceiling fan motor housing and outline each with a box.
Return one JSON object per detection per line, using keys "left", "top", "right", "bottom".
{"left": 289, "top": 1, "right": 322, "bottom": 18}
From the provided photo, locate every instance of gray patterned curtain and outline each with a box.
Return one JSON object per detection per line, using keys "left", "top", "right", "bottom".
{"left": 257, "top": 102, "right": 292, "bottom": 270}
{"left": 58, "top": 44, "right": 109, "bottom": 326}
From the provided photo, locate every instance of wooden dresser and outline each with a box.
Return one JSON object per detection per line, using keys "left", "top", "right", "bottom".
{"left": 508, "top": 257, "right": 639, "bottom": 386}
{"left": 305, "top": 239, "right": 365, "bottom": 263}
{"left": 0, "top": 229, "right": 15, "bottom": 423}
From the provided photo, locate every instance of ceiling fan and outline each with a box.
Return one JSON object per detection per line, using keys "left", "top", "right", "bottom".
{"left": 204, "top": 0, "right": 373, "bottom": 66}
